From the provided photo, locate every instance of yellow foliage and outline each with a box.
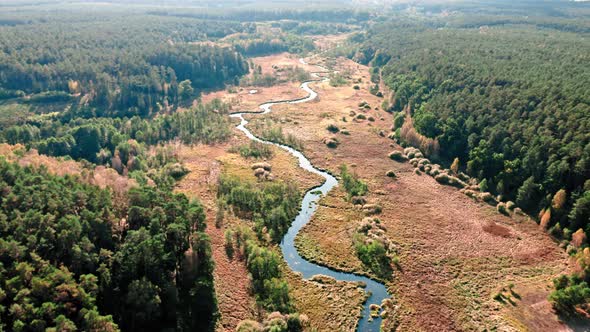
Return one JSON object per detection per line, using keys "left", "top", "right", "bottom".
{"left": 399, "top": 108, "right": 440, "bottom": 158}
{"left": 572, "top": 228, "right": 587, "bottom": 248}
{"left": 450, "top": 158, "right": 460, "bottom": 175}
{"left": 540, "top": 208, "right": 551, "bottom": 229}
{"left": 67, "top": 80, "right": 80, "bottom": 94}
{"left": 552, "top": 189, "right": 567, "bottom": 210}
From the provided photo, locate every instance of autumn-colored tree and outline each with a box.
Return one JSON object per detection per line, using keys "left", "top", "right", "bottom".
{"left": 450, "top": 158, "right": 460, "bottom": 175}
{"left": 540, "top": 208, "right": 552, "bottom": 229}
{"left": 552, "top": 189, "right": 567, "bottom": 210}
{"left": 572, "top": 229, "right": 587, "bottom": 248}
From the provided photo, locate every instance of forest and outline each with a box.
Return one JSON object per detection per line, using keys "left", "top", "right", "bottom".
{"left": 1, "top": 0, "right": 590, "bottom": 330}
{"left": 0, "top": 3, "right": 349, "bottom": 330}
{"left": 349, "top": 18, "right": 590, "bottom": 312}
{"left": 0, "top": 159, "right": 216, "bottom": 331}
{"left": 353, "top": 20, "right": 589, "bottom": 241}
{"left": 0, "top": 14, "right": 250, "bottom": 117}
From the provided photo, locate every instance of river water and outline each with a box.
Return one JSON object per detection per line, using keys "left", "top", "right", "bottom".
{"left": 229, "top": 63, "right": 391, "bottom": 332}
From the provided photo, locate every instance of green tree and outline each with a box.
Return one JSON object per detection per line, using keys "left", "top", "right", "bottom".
{"left": 569, "top": 191, "right": 590, "bottom": 231}
{"left": 125, "top": 278, "right": 162, "bottom": 330}
{"left": 178, "top": 79, "right": 194, "bottom": 103}
{"left": 516, "top": 176, "right": 542, "bottom": 212}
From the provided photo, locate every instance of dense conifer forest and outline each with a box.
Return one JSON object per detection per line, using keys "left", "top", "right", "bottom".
{"left": 352, "top": 19, "right": 589, "bottom": 243}
{"left": 347, "top": 15, "right": 590, "bottom": 312}
{"left": 0, "top": 0, "right": 589, "bottom": 330}
{"left": 0, "top": 160, "right": 215, "bottom": 331}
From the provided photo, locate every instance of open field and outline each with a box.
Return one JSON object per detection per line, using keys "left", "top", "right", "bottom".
{"left": 202, "top": 52, "right": 325, "bottom": 112}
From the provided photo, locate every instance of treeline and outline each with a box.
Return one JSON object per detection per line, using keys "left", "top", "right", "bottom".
{"left": 1, "top": 100, "right": 232, "bottom": 172}
{"left": 355, "top": 21, "right": 590, "bottom": 240}
{"left": 272, "top": 20, "right": 355, "bottom": 35}
{"left": 0, "top": 14, "right": 249, "bottom": 116}
{"left": 232, "top": 33, "right": 315, "bottom": 57}
{"left": 149, "top": 8, "right": 371, "bottom": 23}
{"left": 0, "top": 159, "right": 216, "bottom": 331}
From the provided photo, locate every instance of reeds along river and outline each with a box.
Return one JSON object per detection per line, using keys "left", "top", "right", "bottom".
{"left": 229, "top": 61, "right": 391, "bottom": 332}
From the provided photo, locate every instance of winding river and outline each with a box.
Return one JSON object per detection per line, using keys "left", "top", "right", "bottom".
{"left": 229, "top": 60, "right": 391, "bottom": 332}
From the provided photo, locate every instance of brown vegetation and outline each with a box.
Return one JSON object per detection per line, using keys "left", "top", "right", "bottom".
{"left": 398, "top": 106, "right": 440, "bottom": 158}
{"left": 177, "top": 48, "right": 571, "bottom": 331}
{"left": 0, "top": 144, "right": 137, "bottom": 196}
{"left": 242, "top": 54, "right": 570, "bottom": 331}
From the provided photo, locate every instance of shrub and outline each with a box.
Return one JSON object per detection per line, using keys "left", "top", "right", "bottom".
{"left": 215, "top": 200, "right": 226, "bottom": 228}
{"left": 549, "top": 275, "right": 590, "bottom": 313}
{"left": 353, "top": 234, "right": 392, "bottom": 280}
{"left": 388, "top": 151, "right": 407, "bottom": 162}
{"left": 236, "top": 320, "right": 262, "bottom": 332}
{"left": 165, "top": 162, "right": 189, "bottom": 179}
{"left": 323, "top": 137, "right": 339, "bottom": 148}
{"left": 340, "top": 129, "right": 350, "bottom": 135}
{"left": 329, "top": 73, "right": 347, "bottom": 87}
{"left": 251, "top": 162, "right": 272, "bottom": 171}
{"left": 340, "top": 165, "right": 368, "bottom": 199}
{"left": 224, "top": 229, "right": 235, "bottom": 258}
{"left": 351, "top": 196, "right": 367, "bottom": 205}
{"left": 326, "top": 124, "right": 340, "bottom": 133}
{"left": 362, "top": 204, "right": 382, "bottom": 215}
{"left": 386, "top": 170, "right": 396, "bottom": 178}
{"left": 218, "top": 176, "right": 300, "bottom": 243}
{"left": 479, "top": 179, "right": 489, "bottom": 192}
{"left": 368, "top": 116, "right": 375, "bottom": 122}
{"left": 418, "top": 158, "right": 430, "bottom": 166}
{"left": 238, "top": 141, "right": 273, "bottom": 159}
{"left": 393, "top": 113, "right": 405, "bottom": 129}
{"left": 497, "top": 202, "right": 510, "bottom": 216}
{"left": 355, "top": 114, "right": 366, "bottom": 120}
{"left": 404, "top": 148, "right": 416, "bottom": 159}
{"left": 353, "top": 85, "right": 360, "bottom": 90}
{"left": 434, "top": 173, "right": 465, "bottom": 188}
{"left": 435, "top": 173, "right": 450, "bottom": 184}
